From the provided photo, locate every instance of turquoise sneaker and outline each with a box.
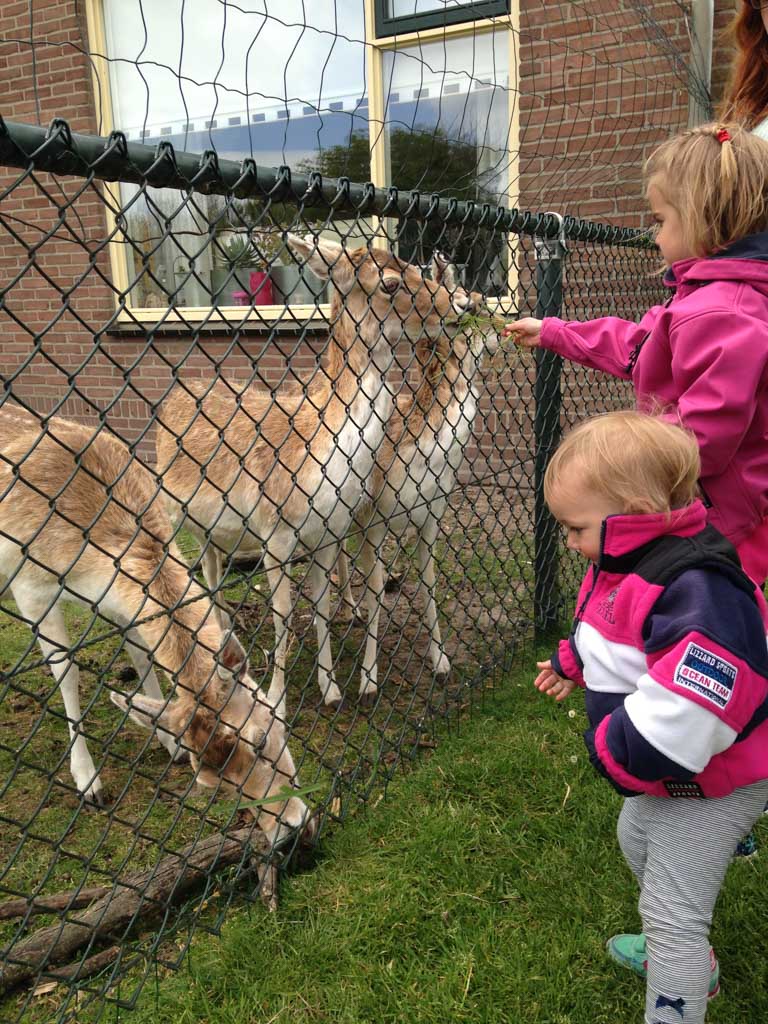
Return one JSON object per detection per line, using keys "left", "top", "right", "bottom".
{"left": 606, "top": 933, "right": 720, "bottom": 999}
{"left": 734, "top": 831, "right": 758, "bottom": 859}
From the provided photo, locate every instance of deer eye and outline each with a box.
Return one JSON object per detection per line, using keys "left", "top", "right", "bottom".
{"left": 381, "top": 277, "right": 400, "bottom": 294}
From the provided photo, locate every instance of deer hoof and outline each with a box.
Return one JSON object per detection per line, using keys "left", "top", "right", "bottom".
{"left": 84, "top": 788, "right": 109, "bottom": 810}
{"left": 384, "top": 571, "right": 406, "bottom": 594}
{"left": 433, "top": 653, "right": 451, "bottom": 679}
{"left": 358, "top": 689, "right": 378, "bottom": 708}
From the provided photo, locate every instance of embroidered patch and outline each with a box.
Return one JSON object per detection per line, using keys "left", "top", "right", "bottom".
{"left": 673, "top": 642, "right": 736, "bottom": 709}
{"left": 595, "top": 586, "right": 619, "bottom": 624}
{"left": 664, "top": 780, "right": 705, "bottom": 799}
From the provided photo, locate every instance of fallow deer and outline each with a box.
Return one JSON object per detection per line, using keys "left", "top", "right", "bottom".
{"left": 0, "top": 409, "right": 310, "bottom": 842}
{"left": 335, "top": 255, "right": 501, "bottom": 699}
{"left": 155, "top": 235, "right": 474, "bottom": 715}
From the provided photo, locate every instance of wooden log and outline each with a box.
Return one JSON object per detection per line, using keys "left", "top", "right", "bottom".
{"left": 47, "top": 945, "right": 121, "bottom": 981}
{"left": 30, "top": 945, "right": 121, "bottom": 995}
{"left": 0, "top": 824, "right": 270, "bottom": 996}
{"left": 0, "top": 887, "right": 112, "bottom": 921}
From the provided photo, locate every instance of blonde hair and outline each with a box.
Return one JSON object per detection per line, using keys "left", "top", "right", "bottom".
{"left": 644, "top": 122, "right": 768, "bottom": 256}
{"left": 544, "top": 411, "right": 700, "bottom": 516}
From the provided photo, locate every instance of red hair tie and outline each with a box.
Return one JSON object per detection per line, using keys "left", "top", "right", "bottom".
{"left": 716, "top": 128, "right": 731, "bottom": 144}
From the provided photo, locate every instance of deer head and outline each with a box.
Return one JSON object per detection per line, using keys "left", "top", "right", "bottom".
{"left": 285, "top": 234, "right": 475, "bottom": 351}
{"left": 430, "top": 251, "right": 501, "bottom": 360}
{"left": 111, "top": 634, "right": 312, "bottom": 842}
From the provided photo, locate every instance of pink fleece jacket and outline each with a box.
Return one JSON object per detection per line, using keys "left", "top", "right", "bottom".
{"left": 540, "top": 233, "right": 768, "bottom": 546}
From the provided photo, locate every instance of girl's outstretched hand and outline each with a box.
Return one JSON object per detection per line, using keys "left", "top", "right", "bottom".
{"left": 534, "top": 660, "right": 576, "bottom": 702}
{"left": 501, "top": 317, "right": 543, "bottom": 348}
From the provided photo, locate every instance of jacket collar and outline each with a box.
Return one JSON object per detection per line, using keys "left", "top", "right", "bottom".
{"left": 599, "top": 500, "right": 708, "bottom": 564}
{"left": 663, "top": 230, "right": 768, "bottom": 290}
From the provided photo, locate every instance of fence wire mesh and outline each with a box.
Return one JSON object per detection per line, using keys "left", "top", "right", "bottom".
{"left": 0, "top": 113, "right": 665, "bottom": 1021}
{"left": 0, "top": 116, "right": 663, "bottom": 1019}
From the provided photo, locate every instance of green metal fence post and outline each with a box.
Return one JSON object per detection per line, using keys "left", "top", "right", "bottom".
{"left": 533, "top": 214, "right": 566, "bottom": 639}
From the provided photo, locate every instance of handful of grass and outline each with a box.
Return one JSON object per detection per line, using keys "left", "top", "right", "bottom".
{"left": 457, "top": 311, "right": 508, "bottom": 335}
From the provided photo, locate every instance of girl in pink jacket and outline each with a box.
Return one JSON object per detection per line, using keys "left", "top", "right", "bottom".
{"left": 504, "top": 122, "right": 768, "bottom": 585}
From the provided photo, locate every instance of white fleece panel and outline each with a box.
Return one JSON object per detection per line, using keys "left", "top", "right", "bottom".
{"left": 576, "top": 621, "right": 645, "bottom": 694}
{"left": 624, "top": 672, "right": 737, "bottom": 773}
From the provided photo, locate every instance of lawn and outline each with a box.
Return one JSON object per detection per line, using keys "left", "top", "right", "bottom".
{"left": 1, "top": 492, "right": 549, "bottom": 1021}
{"left": 14, "top": 654, "right": 767, "bottom": 1024}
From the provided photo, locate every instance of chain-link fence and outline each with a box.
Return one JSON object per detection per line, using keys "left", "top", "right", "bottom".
{"left": 0, "top": 116, "right": 663, "bottom": 1021}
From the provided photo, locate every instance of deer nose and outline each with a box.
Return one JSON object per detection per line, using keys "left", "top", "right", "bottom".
{"left": 457, "top": 292, "right": 476, "bottom": 314}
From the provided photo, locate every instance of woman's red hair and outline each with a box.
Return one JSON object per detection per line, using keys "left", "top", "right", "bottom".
{"left": 721, "top": 4, "right": 768, "bottom": 126}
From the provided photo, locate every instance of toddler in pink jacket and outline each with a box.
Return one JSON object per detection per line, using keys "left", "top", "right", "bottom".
{"left": 504, "top": 122, "right": 768, "bottom": 584}
{"left": 535, "top": 412, "right": 768, "bottom": 1024}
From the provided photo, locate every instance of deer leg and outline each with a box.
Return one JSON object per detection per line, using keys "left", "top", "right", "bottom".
{"left": 124, "top": 629, "right": 187, "bottom": 762}
{"left": 335, "top": 538, "right": 369, "bottom": 625}
{"left": 306, "top": 544, "right": 343, "bottom": 708}
{"left": 201, "top": 541, "right": 233, "bottom": 632}
{"left": 417, "top": 521, "right": 450, "bottom": 678}
{"left": 14, "top": 589, "right": 105, "bottom": 806}
{"left": 264, "top": 552, "right": 293, "bottom": 720}
{"left": 358, "top": 523, "right": 385, "bottom": 704}
{"left": 334, "top": 541, "right": 355, "bottom": 623}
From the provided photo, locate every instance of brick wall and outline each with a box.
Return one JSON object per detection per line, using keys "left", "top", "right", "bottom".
{"left": 712, "top": 1, "right": 738, "bottom": 110}
{"left": 517, "top": 1, "right": 705, "bottom": 227}
{"left": 0, "top": 1, "right": 734, "bottom": 467}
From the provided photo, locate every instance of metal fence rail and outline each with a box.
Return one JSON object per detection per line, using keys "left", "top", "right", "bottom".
{"left": 0, "top": 116, "right": 662, "bottom": 1021}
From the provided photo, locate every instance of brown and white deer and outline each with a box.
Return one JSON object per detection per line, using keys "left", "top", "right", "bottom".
{"left": 155, "top": 235, "right": 474, "bottom": 715}
{"left": 0, "top": 409, "right": 310, "bottom": 842}
{"left": 335, "top": 255, "right": 501, "bottom": 699}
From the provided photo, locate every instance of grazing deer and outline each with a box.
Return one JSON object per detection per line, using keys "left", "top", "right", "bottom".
{"left": 336, "top": 255, "right": 501, "bottom": 699}
{"left": 155, "top": 235, "right": 474, "bottom": 715}
{"left": 0, "top": 409, "right": 310, "bottom": 841}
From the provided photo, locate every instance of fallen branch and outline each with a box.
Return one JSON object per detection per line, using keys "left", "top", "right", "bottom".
{"left": 0, "top": 887, "right": 112, "bottom": 921}
{"left": 0, "top": 823, "right": 270, "bottom": 996}
{"left": 31, "top": 946, "right": 121, "bottom": 996}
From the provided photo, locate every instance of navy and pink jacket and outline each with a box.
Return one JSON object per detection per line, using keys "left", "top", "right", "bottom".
{"left": 553, "top": 501, "right": 768, "bottom": 799}
{"left": 540, "top": 233, "right": 768, "bottom": 547}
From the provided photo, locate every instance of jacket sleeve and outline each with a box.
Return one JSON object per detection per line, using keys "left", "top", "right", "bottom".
{"left": 666, "top": 311, "right": 768, "bottom": 475}
{"left": 584, "top": 569, "right": 768, "bottom": 795}
{"left": 539, "top": 305, "right": 665, "bottom": 380}
{"left": 550, "top": 568, "right": 594, "bottom": 686}
{"left": 551, "top": 638, "right": 585, "bottom": 687}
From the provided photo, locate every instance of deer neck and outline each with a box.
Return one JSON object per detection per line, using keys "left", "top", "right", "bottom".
{"left": 117, "top": 555, "right": 220, "bottom": 695}
{"left": 320, "top": 307, "right": 393, "bottom": 425}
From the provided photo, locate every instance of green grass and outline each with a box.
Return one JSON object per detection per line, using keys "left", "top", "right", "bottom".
{"left": 18, "top": 657, "right": 767, "bottom": 1024}
{"left": 0, "top": 506, "right": 534, "bottom": 1018}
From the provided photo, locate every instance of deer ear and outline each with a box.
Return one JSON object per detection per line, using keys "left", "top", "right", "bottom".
{"left": 285, "top": 232, "right": 344, "bottom": 281}
{"left": 431, "top": 251, "right": 458, "bottom": 291}
{"left": 218, "top": 631, "right": 249, "bottom": 682}
{"left": 111, "top": 692, "right": 180, "bottom": 735}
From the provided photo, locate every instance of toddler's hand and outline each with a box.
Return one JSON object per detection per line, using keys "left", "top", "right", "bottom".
{"left": 534, "top": 659, "right": 576, "bottom": 702}
{"left": 501, "top": 317, "right": 543, "bottom": 348}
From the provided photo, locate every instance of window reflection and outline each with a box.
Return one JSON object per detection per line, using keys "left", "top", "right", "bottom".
{"left": 382, "top": 31, "right": 511, "bottom": 295}
{"left": 104, "top": 0, "right": 368, "bottom": 306}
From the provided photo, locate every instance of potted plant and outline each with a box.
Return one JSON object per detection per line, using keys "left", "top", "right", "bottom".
{"left": 210, "top": 233, "right": 274, "bottom": 305}
{"left": 270, "top": 236, "right": 327, "bottom": 305}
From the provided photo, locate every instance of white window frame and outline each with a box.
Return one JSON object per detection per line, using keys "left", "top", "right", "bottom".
{"left": 84, "top": 0, "right": 519, "bottom": 326}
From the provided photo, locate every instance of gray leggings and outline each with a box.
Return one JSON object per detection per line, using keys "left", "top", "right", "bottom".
{"left": 618, "top": 780, "right": 768, "bottom": 1024}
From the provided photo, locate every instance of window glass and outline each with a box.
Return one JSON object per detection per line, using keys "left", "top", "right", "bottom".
{"left": 102, "top": 0, "right": 368, "bottom": 307}
{"left": 376, "top": 0, "right": 509, "bottom": 36}
{"left": 382, "top": 30, "right": 511, "bottom": 294}
{"left": 387, "top": 0, "right": 492, "bottom": 15}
